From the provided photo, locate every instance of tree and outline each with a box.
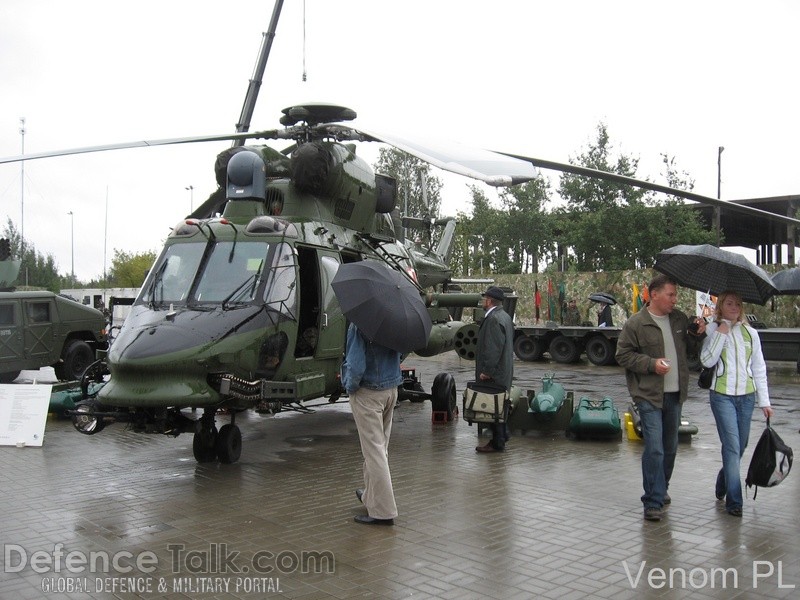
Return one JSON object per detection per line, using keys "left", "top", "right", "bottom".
{"left": 107, "top": 249, "right": 157, "bottom": 288}
{"left": 557, "top": 124, "right": 713, "bottom": 271}
{"left": 2, "top": 219, "right": 62, "bottom": 291}
{"left": 497, "top": 176, "right": 554, "bottom": 273}
{"left": 374, "top": 148, "right": 444, "bottom": 218}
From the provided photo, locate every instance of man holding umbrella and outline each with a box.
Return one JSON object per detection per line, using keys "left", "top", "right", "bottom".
{"left": 342, "top": 323, "right": 403, "bottom": 526}
{"left": 333, "top": 260, "right": 432, "bottom": 526}
{"left": 616, "top": 274, "right": 706, "bottom": 521}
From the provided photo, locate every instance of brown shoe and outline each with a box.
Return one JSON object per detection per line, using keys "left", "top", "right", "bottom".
{"left": 475, "top": 442, "right": 503, "bottom": 453}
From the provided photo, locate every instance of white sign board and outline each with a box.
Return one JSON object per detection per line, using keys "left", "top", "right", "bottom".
{"left": 0, "top": 384, "right": 52, "bottom": 447}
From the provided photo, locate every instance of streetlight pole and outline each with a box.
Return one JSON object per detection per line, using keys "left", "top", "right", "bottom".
{"left": 19, "top": 118, "right": 25, "bottom": 249}
{"left": 714, "top": 146, "right": 724, "bottom": 246}
{"left": 185, "top": 185, "right": 194, "bottom": 212}
{"left": 68, "top": 211, "right": 74, "bottom": 280}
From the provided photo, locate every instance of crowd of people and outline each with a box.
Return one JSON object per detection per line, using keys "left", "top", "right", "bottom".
{"left": 344, "top": 278, "right": 774, "bottom": 525}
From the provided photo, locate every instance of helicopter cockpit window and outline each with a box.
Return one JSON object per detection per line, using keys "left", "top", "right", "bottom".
{"left": 262, "top": 242, "right": 297, "bottom": 318}
{"left": 140, "top": 243, "right": 204, "bottom": 305}
{"left": 194, "top": 242, "right": 270, "bottom": 304}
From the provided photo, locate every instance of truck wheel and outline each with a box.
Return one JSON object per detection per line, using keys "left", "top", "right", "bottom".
{"left": 548, "top": 335, "right": 580, "bottom": 363}
{"left": 585, "top": 336, "right": 615, "bottom": 366}
{"left": 514, "top": 334, "right": 544, "bottom": 361}
{"left": 431, "top": 372, "right": 457, "bottom": 421}
{"left": 56, "top": 340, "right": 94, "bottom": 381}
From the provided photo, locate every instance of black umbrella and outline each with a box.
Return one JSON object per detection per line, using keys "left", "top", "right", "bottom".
{"left": 331, "top": 261, "right": 432, "bottom": 353}
{"left": 588, "top": 292, "right": 616, "bottom": 305}
{"left": 771, "top": 268, "right": 800, "bottom": 295}
{"left": 654, "top": 244, "right": 777, "bottom": 305}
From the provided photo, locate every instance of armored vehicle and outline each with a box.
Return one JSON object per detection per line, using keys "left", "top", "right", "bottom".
{"left": 0, "top": 289, "right": 108, "bottom": 382}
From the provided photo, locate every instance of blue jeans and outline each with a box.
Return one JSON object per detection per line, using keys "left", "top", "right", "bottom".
{"left": 638, "top": 393, "right": 681, "bottom": 509}
{"left": 709, "top": 392, "right": 755, "bottom": 511}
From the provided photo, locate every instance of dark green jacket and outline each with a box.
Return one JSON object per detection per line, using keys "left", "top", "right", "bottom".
{"left": 476, "top": 306, "right": 514, "bottom": 390}
{"left": 615, "top": 308, "right": 700, "bottom": 408}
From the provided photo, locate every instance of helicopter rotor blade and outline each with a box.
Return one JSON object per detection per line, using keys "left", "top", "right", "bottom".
{"left": 0, "top": 130, "right": 282, "bottom": 165}
{"left": 351, "top": 127, "right": 538, "bottom": 187}
{"left": 498, "top": 151, "right": 800, "bottom": 227}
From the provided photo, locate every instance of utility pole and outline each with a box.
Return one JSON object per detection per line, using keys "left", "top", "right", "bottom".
{"left": 714, "top": 146, "right": 724, "bottom": 246}
{"left": 19, "top": 118, "right": 25, "bottom": 249}
{"left": 68, "top": 211, "right": 74, "bottom": 280}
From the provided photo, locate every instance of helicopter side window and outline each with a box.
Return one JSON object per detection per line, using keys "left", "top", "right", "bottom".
{"left": 262, "top": 242, "right": 297, "bottom": 318}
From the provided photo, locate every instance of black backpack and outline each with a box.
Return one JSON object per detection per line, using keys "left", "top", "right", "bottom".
{"left": 745, "top": 418, "right": 793, "bottom": 499}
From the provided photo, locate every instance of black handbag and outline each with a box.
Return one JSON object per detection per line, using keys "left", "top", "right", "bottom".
{"left": 698, "top": 366, "right": 714, "bottom": 389}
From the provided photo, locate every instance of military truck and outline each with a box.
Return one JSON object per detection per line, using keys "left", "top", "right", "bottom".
{"left": 0, "top": 291, "right": 108, "bottom": 382}
{"left": 0, "top": 248, "right": 108, "bottom": 383}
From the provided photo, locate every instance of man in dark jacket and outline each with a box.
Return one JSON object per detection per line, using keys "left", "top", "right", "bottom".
{"left": 475, "top": 286, "right": 515, "bottom": 453}
{"left": 616, "top": 274, "right": 705, "bottom": 521}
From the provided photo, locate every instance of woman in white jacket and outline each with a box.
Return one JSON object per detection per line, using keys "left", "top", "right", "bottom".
{"left": 700, "top": 291, "right": 774, "bottom": 517}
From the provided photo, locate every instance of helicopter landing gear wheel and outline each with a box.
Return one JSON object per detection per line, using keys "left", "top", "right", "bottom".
{"left": 431, "top": 372, "right": 457, "bottom": 421}
{"left": 216, "top": 424, "right": 242, "bottom": 464}
{"left": 193, "top": 425, "right": 218, "bottom": 463}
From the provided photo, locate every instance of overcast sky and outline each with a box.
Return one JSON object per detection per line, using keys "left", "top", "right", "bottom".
{"left": 1, "top": 0, "right": 798, "bottom": 281}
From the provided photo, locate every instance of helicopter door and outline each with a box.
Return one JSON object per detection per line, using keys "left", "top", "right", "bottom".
{"left": 293, "top": 247, "right": 345, "bottom": 359}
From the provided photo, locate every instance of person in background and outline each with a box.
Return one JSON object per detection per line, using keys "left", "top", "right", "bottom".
{"left": 341, "top": 322, "right": 403, "bottom": 526}
{"left": 563, "top": 299, "right": 581, "bottom": 326}
{"left": 475, "top": 286, "right": 515, "bottom": 453}
{"left": 597, "top": 302, "right": 614, "bottom": 327}
{"left": 700, "top": 290, "right": 774, "bottom": 517}
{"left": 616, "top": 274, "right": 706, "bottom": 522}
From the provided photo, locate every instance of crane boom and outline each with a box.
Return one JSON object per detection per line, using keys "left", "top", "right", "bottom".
{"left": 233, "top": 0, "right": 284, "bottom": 146}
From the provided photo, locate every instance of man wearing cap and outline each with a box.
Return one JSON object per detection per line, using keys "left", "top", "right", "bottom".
{"left": 564, "top": 299, "right": 581, "bottom": 326}
{"left": 475, "top": 286, "right": 515, "bottom": 453}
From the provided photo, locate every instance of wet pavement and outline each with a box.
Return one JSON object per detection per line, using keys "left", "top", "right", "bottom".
{"left": 1, "top": 354, "right": 798, "bottom": 599}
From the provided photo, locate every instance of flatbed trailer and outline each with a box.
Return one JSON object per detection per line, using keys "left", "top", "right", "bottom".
{"left": 513, "top": 325, "right": 622, "bottom": 366}
{"left": 514, "top": 322, "right": 800, "bottom": 372}
{"left": 755, "top": 327, "right": 800, "bottom": 372}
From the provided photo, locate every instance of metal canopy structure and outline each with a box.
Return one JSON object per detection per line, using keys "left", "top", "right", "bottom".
{"left": 692, "top": 194, "right": 800, "bottom": 265}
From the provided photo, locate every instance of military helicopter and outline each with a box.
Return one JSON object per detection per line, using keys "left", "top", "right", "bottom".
{"left": 1, "top": 102, "right": 539, "bottom": 463}
{"left": 3, "top": 104, "right": 797, "bottom": 465}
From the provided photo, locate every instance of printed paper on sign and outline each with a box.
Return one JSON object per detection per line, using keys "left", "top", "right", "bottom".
{"left": 0, "top": 384, "right": 51, "bottom": 447}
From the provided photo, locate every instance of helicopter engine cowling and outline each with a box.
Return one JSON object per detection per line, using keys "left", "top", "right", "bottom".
{"left": 290, "top": 142, "right": 396, "bottom": 223}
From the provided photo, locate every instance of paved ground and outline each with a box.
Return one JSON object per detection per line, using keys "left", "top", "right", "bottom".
{"left": 1, "top": 354, "right": 798, "bottom": 599}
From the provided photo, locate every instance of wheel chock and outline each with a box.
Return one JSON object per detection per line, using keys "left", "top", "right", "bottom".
{"left": 431, "top": 411, "right": 449, "bottom": 424}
